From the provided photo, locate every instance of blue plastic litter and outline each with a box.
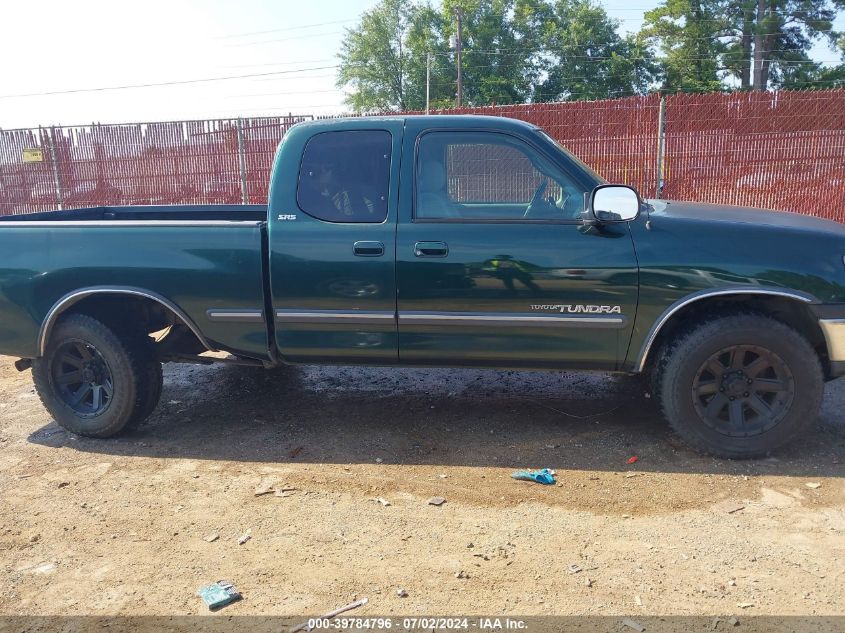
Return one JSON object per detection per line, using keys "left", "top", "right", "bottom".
{"left": 197, "top": 580, "right": 242, "bottom": 610}
{"left": 511, "top": 468, "right": 556, "bottom": 485}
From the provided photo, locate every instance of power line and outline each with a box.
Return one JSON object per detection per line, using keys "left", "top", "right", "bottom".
{"left": 211, "top": 18, "right": 357, "bottom": 40}
{"left": 227, "top": 30, "right": 346, "bottom": 47}
{"left": 0, "top": 66, "right": 340, "bottom": 100}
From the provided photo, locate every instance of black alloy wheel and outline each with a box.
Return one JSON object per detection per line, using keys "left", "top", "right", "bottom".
{"left": 692, "top": 344, "right": 794, "bottom": 437}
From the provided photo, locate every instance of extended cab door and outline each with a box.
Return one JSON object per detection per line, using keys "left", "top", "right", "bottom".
{"left": 396, "top": 122, "right": 639, "bottom": 369}
{"left": 268, "top": 121, "right": 403, "bottom": 363}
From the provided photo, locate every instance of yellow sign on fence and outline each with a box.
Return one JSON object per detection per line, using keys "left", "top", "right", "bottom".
{"left": 22, "top": 148, "right": 44, "bottom": 163}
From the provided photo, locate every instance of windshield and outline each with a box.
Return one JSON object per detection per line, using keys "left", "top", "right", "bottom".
{"left": 537, "top": 130, "right": 606, "bottom": 184}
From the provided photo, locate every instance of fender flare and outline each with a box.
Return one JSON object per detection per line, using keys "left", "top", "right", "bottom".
{"left": 633, "top": 287, "right": 817, "bottom": 372}
{"left": 38, "top": 286, "right": 216, "bottom": 356}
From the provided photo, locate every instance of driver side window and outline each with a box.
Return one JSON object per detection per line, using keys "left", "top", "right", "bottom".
{"left": 415, "top": 131, "right": 583, "bottom": 221}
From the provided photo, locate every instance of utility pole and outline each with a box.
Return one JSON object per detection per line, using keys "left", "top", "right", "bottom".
{"left": 455, "top": 8, "right": 463, "bottom": 107}
{"left": 426, "top": 53, "right": 431, "bottom": 115}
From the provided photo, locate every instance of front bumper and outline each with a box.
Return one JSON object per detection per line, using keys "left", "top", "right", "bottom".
{"left": 813, "top": 304, "right": 845, "bottom": 377}
{"left": 819, "top": 319, "right": 845, "bottom": 377}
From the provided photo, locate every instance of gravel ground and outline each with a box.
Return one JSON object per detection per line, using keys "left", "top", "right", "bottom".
{"left": 0, "top": 355, "right": 843, "bottom": 622}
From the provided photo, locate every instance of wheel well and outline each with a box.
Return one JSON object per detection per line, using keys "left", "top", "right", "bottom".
{"left": 641, "top": 294, "right": 830, "bottom": 378}
{"left": 41, "top": 291, "right": 212, "bottom": 357}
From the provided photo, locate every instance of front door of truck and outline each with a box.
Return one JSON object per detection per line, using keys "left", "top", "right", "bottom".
{"left": 396, "top": 126, "right": 639, "bottom": 369}
{"left": 269, "top": 122, "right": 402, "bottom": 363}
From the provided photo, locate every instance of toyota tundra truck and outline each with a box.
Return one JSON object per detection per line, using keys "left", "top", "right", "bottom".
{"left": 1, "top": 115, "right": 843, "bottom": 458}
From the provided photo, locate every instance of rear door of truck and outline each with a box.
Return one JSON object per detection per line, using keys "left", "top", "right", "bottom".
{"left": 268, "top": 119, "right": 403, "bottom": 363}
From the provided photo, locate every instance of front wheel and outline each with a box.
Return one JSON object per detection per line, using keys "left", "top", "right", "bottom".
{"left": 33, "top": 314, "right": 152, "bottom": 438}
{"left": 655, "top": 314, "right": 824, "bottom": 458}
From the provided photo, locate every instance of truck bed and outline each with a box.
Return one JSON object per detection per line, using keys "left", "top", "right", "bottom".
{"left": 0, "top": 205, "right": 270, "bottom": 360}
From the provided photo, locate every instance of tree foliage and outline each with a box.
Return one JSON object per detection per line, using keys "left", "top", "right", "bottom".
{"left": 642, "top": 0, "right": 845, "bottom": 91}
{"left": 336, "top": 0, "right": 845, "bottom": 111}
{"left": 337, "top": 0, "right": 657, "bottom": 111}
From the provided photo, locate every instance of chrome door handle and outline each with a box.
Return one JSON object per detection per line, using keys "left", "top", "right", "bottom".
{"left": 414, "top": 241, "right": 448, "bottom": 257}
{"left": 353, "top": 241, "right": 385, "bottom": 257}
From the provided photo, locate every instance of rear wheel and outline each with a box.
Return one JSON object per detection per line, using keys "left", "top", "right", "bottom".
{"left": 33, "top": 314, "right": 153, "bottom": 438}
{"left": 655, "top": 314, "right": 823, "bottom": 458}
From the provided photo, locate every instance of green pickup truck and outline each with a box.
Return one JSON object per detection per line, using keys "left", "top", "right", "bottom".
{"left": 1, "top": 115, "right": 843, "bottom": 458}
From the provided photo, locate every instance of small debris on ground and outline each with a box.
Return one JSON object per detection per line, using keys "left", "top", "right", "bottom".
{"left": 585, "top": 577, "right": 593, "bottom": 587}
{"left": 627, "top": 456, "right": 639, "bottom": 464}
{"left": 713, "top": 501, "right": 745, "bottom": 514}
{"left": 203, "top": 533, "right": 219, "bottom": 543}
{"left": 511, "top": 468, "right": 556, "bottom": 485}
{"left": 373, "top": 497, "right": 391, "bottom": 507}
{"left": 635, "top": 595, "right": 643, "bottom": 606}
{"left": 567, "top": 564, "right": 582, "bottom": 574}
{"left": 455, "top": 570, "right": 469, "bottom": 579}
{"left": 254, "top": 479, "right": 276, "bottom": 496}
{"left": 728, "top": 617, "right": 740, "bottom": 626}
{"left": 57, "top": 481, "right": 70, "bottom": 488}
{"left": 427, "top": 496, "right": 446, "bottom": 506}
{"left": 438, "top": 473, "right": 447, "bottom": 479}
{"left": 396, "top": 588, "right": 408, "bottom": 597}
{"left": 728, "top": 579, "right": 736, "bottom": 587}
{"left": 275, "top": 487, "right": 298, "bottom": 497}
{"left": 197, "top": 580, "right": 241, "bottom": 611}
{"left": 289, "top": 446, "right": 303, "bottom": 459}
{"left": 621, "top": 618, "right": 646, "bottom": 632}
{"left": 290, "top": 598, "right": 369, "bottom": 633}
{"left": 375, "top": 458, "right": 383, "bottom": 464}
{"left": 737, "top": 602, "right": 754, "bottom": 609}
{"left": 805, "top": 482, "right": 822, "bottom": 489}
{"left": 237, "top": 529, "right": 252, "bottom": 545}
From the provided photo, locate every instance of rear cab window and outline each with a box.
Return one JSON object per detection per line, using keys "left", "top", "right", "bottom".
{"left": 296, "top": 130, "right": 391, "bottom": 223}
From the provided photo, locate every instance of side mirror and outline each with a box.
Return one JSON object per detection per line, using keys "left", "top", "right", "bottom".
{"left": 587, "top": 184, "right": 641, "bottom": 224}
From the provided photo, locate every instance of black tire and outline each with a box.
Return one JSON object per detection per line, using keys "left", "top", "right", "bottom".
{"left": 120, "top": 329, "right": 164, "bottom": 429}
{"left": 655, "top": 314, "right": 823, "bottom": 458}
{"left": 33, "top": 314, "right": 149, "bottom": 438}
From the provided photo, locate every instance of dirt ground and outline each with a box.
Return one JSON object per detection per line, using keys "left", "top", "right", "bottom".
{"left": 1, "top": 354, "right": 843, "bottom": 621}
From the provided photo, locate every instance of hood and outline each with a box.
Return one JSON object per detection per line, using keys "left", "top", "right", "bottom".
{"left": 648, "top": 199, "right": 845, "bottom": 236}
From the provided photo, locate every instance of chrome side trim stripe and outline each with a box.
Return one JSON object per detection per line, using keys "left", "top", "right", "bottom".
{"left": 0, "top": 220, "right": 259, "bottom": 228}
{"left": 275, "top": 310, "right": 396, "bottom": 325}
{"left": 635, "top": 287, "right": 817, "bottom": 372}
{"left": 206, "top": 309, "right": 265, "bottom": 323}
{"left": 399, "top": 311, "right": 627, "bottom": 329}
{"left": 273, "top": 309, "right": 627, "bottom": 328}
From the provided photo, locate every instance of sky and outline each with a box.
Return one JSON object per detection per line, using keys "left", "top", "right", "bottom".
{"left": 0, "top": 0, "right": 842, "bottom": 130}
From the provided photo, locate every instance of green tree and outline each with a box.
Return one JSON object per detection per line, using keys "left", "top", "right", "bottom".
{"left": 440, "top": 0, "right": 537, "bottom": 105}
{"left": 337, "top": 0, "right": 449, "bottom": 111}
{"left": 642, "top": 0, "right": 845, "bottom": 92}
{"left": 641, "top": 0, "right": 729, "bottom": 92}
{"left": 516, "top": 0, "right": 658, "bottom": 101}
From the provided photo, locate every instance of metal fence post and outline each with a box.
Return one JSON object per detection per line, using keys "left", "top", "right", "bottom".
{"left": 654, "top": 96, "right": 666, "bottom": 199}
{"left": 236, "top": 118, "right": 248, "bottom": 204}
{"left": 45, "top": 126, "right": 64, "bottom": 210}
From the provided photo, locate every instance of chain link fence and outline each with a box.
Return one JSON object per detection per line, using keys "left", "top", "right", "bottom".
{"left": 1, "top": 90, "right": 843, "bottom": 221}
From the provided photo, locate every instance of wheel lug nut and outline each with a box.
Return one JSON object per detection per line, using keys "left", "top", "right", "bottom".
{"left": 743, "top": 392, "right": 749, "bottom": 397}
{"left": 729, "top": 396, "right": 735, "bottom": 401}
